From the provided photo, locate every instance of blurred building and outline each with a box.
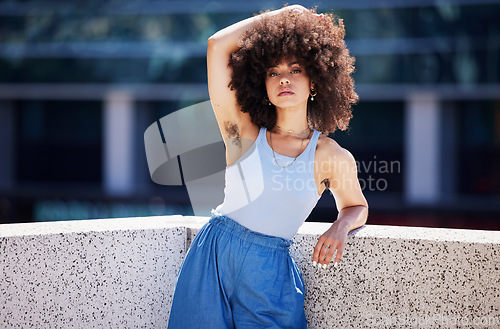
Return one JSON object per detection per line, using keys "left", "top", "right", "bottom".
{"left": 0, "top": 0, "right": 499, "bottom": 229}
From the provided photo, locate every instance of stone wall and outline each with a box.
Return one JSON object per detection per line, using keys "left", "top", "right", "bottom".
{"left": 1, "top": 216, "right": 499, "bottom": 328}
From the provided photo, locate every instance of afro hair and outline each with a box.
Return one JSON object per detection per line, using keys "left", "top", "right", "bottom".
{"left": 228, "top": 7, "right": 358, "bottom": 134}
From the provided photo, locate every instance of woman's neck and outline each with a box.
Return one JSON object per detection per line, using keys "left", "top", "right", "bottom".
{"left": 274, "top": 105, "right": 309, "bottom": 135}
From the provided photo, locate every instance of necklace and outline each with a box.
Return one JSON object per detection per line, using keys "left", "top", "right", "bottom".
{"left": 269, "top": 128, "right": 312, "bottom": 168}
{"left": 276, "top": 125, "right": 310, "bottom": 135}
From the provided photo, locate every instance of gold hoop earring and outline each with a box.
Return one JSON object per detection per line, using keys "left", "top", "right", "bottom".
{"left": 310, "top": 88, "right": 317, "bottom": 101}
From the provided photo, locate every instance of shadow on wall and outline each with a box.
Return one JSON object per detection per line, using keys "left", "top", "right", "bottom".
{"left": 144, "top": 101, "right": 226, "bottom": 216}
{"left": 145, "top": 101, "right": 268, "bottom": 217}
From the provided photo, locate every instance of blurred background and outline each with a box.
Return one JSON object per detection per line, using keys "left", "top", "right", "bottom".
{"left": 0, "top": 0, "right": 499, "bottom": 229}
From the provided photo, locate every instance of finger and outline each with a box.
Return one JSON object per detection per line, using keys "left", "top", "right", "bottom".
{"left": 323, "top": 244, "right": 336, "bottom": 266}
{"left": 312, "top": 237, "right": 326, "bottom": 263}
{"left": 317, "top": 243, "right": 331, "bottom": 265}
{"left": 333, "top": 244, "right": 345, "bottom": 267}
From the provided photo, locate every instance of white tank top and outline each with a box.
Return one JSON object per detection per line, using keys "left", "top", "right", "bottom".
{"left": 214, "top": 127, "right": 322, "bottom": 240}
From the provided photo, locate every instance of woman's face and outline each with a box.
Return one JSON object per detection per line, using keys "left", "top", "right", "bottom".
{"left": 265, "top": 57, "right": 312, "bottom": 110}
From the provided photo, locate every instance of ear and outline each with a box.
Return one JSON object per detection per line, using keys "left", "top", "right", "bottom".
{"left": 310, "top": 80, "right": 315, "bottom": 89}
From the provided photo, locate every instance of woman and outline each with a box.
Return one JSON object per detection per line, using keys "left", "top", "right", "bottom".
{"left": 168, "top": 5, "right": 368, "bottom": 328}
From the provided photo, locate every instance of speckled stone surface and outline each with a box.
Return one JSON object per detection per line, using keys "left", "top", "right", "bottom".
{"left": 292, "top": 223, "right": 500, "bottom": 329}
{"left": 1, "top": 217, "right": 499, "bottom": 328}
{"left": 0, "top": 216, "right": 189, "bottom": 329}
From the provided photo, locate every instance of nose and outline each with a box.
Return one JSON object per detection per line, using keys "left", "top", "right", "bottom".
{"left": 280, "top": 76, "right": 290, "bottom": 85}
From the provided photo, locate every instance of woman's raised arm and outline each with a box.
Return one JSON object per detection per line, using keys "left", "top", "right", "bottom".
{"left": 207, "top": 5, "right": 307, "bottom": 142}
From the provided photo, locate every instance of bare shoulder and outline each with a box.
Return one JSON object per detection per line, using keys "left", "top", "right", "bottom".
{"left": 315, "top": 134, "right": 355, "bottom": 166}
{"left": 314, "top": 134, "right": 366, "bottom": 206}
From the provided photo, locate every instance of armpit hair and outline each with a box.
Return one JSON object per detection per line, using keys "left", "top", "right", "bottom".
{"left": 224, "top": 121, "right": 242, "bottom": 147}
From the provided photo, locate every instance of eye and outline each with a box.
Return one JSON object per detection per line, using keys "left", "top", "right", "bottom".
{"left": 268, "top": 72, "right": 279, "bottom": 77}
{"left": 291, "top": 69, "right": 301, "bottom": 74}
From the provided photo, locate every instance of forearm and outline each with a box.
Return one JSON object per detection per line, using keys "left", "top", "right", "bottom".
{"left": 208, "top": 16, "right": 259, "bottom": 54}
{"left": 334, "top": 205, "right": 368, "bottom": 233}
{"left": 312, "top": 204, "right": 368, "bottom": 267}
{"left": 208, "top": 11, "right": 275, "bottom": 54}
{"left": 207, "top": 6, "right": 297, "bottom": 53}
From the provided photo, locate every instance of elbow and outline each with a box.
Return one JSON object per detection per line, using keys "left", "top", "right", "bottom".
{"left": 347, "top": 203, "right": 369, "bottom": 227}
{"left": 207, "top": 34, "right": 221, "bottom": 49}
{"left": 207, "top": 36, "right": 215, "bottom": 47}
{"left": 361, "top": 204, "right": 369, "bottom": 225}
{"left": 362, "top": 199, "right": 369, "bottom": 212}
{"left": 360, "top": 195, "right": 369, "bottom": 219}
{"left": 207, "top": 36, "right": 221, "bottom": 55}
{"left": 207, "top": 37, "right": 215, "bottom": 51}
{"left": 207, "top": 37, "right": 217, "bottom": 59}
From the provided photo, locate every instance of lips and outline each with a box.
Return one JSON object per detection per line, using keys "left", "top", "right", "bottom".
{"left": 278, "top": 88, "right": 294, "bottom": 96}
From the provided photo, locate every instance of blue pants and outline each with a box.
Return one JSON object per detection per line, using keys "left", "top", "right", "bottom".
{"left": 167, "top": 215, "right": 307, "bottom": 329}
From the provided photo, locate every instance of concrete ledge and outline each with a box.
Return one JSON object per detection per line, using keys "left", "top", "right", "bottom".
{"left": 292, "top": 223, "right": 500, "bottom": 328}
{"left": 1, "top": 216, "right": 499, "bottom": 328}
{"left": 1, "top": 216, "right": 191, "bottom": 328}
